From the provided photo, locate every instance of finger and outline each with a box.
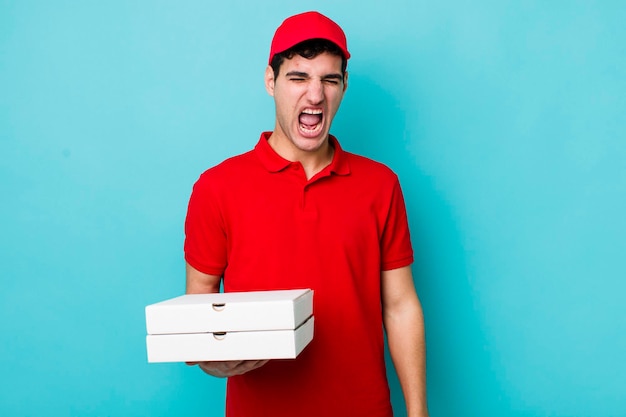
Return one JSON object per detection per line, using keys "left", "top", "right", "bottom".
{"left": 198, "top": 361, "right": 244, "bottom": 378}
{"left": 229, "top": 360, "right": 269, "bottom": 375}
{"left": 196, "top": 360, "right": 268, "bottom": 377}
{"left": 198, "top": 362, "right": 228, "bottom": 378}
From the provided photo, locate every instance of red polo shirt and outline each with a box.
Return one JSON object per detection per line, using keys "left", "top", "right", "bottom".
{"left": 185, "top": 132, "right": 413, "bottom": 417}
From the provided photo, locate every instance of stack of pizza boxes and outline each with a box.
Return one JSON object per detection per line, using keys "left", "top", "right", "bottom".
{"left": 145, "top": 289, "right": 314, "bottom": 363}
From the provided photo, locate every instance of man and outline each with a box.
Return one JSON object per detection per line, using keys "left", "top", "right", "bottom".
{"left": 184, "top": 11, "right": 428, "bottom": 417}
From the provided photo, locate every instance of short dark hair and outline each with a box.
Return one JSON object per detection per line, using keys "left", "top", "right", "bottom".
{"left": 270, "top": 39, "right": 348, "bottom": 78}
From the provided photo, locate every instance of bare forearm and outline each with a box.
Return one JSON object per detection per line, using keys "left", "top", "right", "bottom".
{"left": 185, "top": 262, "right": 221, "bottom": 294}
{"left": 381, "top": 266, "right": 429, "bottom": 417}
{"left": 184, "top": 263, "right": 267, "bottom": 377}
{"left": 385, "top": 301, "right": 428, "bottom": 417}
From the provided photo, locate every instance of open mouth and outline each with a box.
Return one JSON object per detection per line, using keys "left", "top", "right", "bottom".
{"left": 298, "top": 109, "right": 323, "bottom": 135}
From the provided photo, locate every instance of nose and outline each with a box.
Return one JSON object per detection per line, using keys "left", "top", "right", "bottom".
{"left": 306, "top": 79, "right": 324, "bottom": 104}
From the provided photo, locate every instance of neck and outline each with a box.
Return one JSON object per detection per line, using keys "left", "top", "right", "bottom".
{"left": 268, "top": 133, "right": 335, "bottom": 180}
{"left": 301, "top": 144, "right": 334, "bottom": 179}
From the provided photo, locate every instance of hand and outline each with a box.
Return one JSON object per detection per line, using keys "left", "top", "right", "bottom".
{"left": 186, "top": 360, "right": 269, "bottom": 378}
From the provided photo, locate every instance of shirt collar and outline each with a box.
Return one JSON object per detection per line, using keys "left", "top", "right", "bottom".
{"left": 254, "top": 131, "right": 351, "bottom": 176}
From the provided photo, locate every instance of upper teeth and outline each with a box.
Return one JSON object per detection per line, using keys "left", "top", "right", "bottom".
{"left": 302, "top": 109, "right": 322, "bottom": 115}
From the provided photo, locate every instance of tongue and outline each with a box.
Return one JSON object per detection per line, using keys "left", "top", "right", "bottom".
{"left": 299, "top": 113, "right": 322, "bottom": 127}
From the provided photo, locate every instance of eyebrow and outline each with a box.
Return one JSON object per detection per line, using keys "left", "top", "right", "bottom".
{"left": 285, "top": 71, "right": 309, "bottom": 78}
{"left": 285, "top": 71, "right": 344, "bottom": 80}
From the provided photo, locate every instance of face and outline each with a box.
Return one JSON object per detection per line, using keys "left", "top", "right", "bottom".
{"left": 265, "top": 52, "right": 348, "bottom": 158}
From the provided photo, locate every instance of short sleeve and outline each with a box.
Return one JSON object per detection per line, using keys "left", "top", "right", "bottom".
{"left": 184, "top": 173, "right": 228, "bottom": 276}
{"left": 380, "top": 178, "right": 414, "bottom": 271}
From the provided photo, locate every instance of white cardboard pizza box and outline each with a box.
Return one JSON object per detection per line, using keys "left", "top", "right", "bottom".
{"left": 146, "top": 316, "right": 314, "bottom": 363}
{"left": 145, "top": 289, "right": 313, "bottom": 335}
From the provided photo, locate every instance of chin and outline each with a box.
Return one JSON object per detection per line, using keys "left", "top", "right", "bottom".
{"left": 294, "top": 141, "right": 324, "bottom": 153}
{"left": 294, "top": 134, "right": 328, "bottom": 151}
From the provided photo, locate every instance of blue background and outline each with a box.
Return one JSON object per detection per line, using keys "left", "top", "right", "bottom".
{"left": 1, "top": 1, "right": 624, "bottom": 416}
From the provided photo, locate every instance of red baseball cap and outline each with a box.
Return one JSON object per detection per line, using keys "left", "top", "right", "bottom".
{"left": 269, "top": 11, "right": 351, "bottom": 64}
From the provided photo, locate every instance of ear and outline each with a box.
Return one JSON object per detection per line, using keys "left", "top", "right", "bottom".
{"left": 342, "top": 71, "right": 349, "bottom": 93}
{"left": 264, "top": 65, "right": 275, "bottom": 96}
